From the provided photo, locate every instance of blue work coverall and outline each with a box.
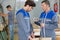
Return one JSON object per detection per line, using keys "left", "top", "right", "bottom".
{"left": 16, "top": 9, "right": 33, "bottom": 40}
{"left": 35, "top": 10, "right": 58, "bottom": 40}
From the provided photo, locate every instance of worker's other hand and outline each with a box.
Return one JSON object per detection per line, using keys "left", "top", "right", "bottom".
{"left": 31, "top": 32, "right": 35, "bottom": 38}
{"left": 28, "top": 36, "right": 33, "bottom": 40}
{"left": 40, "top": 23, "right": 45, "bottom": 27}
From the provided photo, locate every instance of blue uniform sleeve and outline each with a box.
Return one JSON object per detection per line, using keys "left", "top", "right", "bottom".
{"left": 34, "top": 13, "right": 43, "bottom": 26}
{"left": 45, "top": 15, "right": 58, "bottom": 30}
{"left": 16, "top": 13, "right": 30, "bottom": 37}
{"left": 30, "top": 24, "right": 34, "bottom": 33}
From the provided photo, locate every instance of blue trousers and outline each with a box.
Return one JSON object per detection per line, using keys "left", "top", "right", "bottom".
{"left": 9, "top": 24, "right": 14, "bottom": 40}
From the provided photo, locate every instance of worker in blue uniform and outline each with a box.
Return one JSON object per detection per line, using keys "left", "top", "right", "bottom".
{"left": 16, "top": 0, "right": 36, "bottom": 40}
{"left": 34, "top": 0, "right": 58, "bottom": 40}
{"left": 6, "top": 5, "right": 14, "bottom": 40}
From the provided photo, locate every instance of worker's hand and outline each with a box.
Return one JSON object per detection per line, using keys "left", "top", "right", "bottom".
{"left": 31, "top": 32, "right": 35, "bottom": 38}
{"left": 0, "top": 13, "right": 8, "bottom": 17}
{"left": 28, "top": 36, "right": 33, "bottom": 40}
{"left": 40, "top": 23, "right": 45, "bottom": 27}
{"left": 33, "top": 17, "right": 39, "bottom": 22}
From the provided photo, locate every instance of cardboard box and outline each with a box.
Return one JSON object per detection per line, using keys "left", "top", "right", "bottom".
{"left": 56, "top": 36, "right": 60, "bottom": 40}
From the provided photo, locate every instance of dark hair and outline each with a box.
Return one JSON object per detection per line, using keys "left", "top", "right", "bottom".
{"left": 6, "top": 5, "right": 11, "bottom": 8}
{"left": 41, "top": 0, "right": 50, "bottom": 7}
{"left": 24, "top": 0, "right": 36, "bottom": 7}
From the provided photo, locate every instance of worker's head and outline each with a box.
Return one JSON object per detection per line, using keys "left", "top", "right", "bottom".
{"left": 41, "top": 0, "right": 50, "bottom": 11}
{"left": 24, "top": 0, "right": 36, "bottom": 12}
{"left": 6, "top": 5, "right": 12, "bottom": 11}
